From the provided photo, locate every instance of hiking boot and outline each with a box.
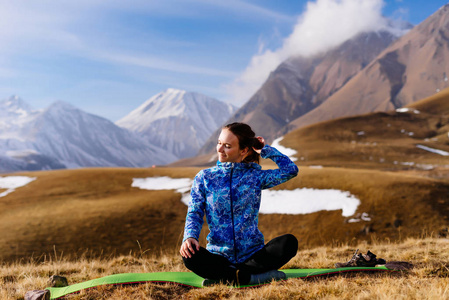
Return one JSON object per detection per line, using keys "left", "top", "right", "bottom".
{"left": 335, "top": 249, "right": 360, "bottom": 268}
{"left": 248, "top": 270, "right": 286, "bottom": 285}
{"left": 356, "top": 250, "right": 386, "bottom": 267}
{"left": 335, "top": 249, "right": 386, "bottom": 268}
{"left": 24, "top": 290, "right": 50, "bottom": 300}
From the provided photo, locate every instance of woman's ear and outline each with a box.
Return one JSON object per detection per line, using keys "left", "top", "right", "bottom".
{"left": 240, "top": 147, "right": 249, "bottom": 157}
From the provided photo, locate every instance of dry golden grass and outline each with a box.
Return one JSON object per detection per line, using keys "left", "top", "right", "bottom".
{"left": 1, "top": 237, "right": 448, "bottom": 299}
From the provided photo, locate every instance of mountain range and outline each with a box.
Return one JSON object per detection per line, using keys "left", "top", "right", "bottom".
{"left": 0, "top": 90, "right": 234, "bottom": 172}
{"left": 0, "top": 97, "right": 177, "bottom": 172}
{"left": 2, "top": 4, "right": 449, "bottom": 172}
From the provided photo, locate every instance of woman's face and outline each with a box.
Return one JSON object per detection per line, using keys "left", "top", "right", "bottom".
{"left": 216, "top": 129, "right": 248, "bottom": 163}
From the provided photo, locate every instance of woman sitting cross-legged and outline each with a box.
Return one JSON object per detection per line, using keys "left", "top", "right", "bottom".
{"left": 180, "top": 122, "right": 299, "bottom": 286}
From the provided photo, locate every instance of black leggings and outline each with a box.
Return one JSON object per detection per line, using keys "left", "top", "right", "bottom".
{"left": 182, "top": 234, "right": 298, "bottom": 285}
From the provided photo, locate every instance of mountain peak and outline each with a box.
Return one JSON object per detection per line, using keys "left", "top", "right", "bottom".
{"left": 0, "top": 95, "right": 33, "bottom": 113}
{"left": 165, "top": 88, "right": 186, "bottom": 95}
{"left": 48, "top": 100, "right": 76, "bottom": 109}
{"left": 41, "top": 100, "right": 83, "bottom": 119}
{"left": 118, "top": 89, "right": 219, "bottom": 124}
{"left": 116, "top": 90, "right": 235, "bottom": 159}
{"left": 0, "top": 96, "right": 37, "bottom": 128}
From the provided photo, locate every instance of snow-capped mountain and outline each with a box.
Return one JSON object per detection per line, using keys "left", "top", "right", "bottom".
{"left": 0, "top": 95, "right": 40, "bottom": 136}
{"left": 116, "top": 88, "right": 236, "bottom": 159}
{"left": 0, "top": 97, "right": 177, "bottom": 172}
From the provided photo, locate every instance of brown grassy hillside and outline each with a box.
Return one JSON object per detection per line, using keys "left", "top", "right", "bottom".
{"left": 1, "top": 166, "right": 448, "bottom": 263}
{"left": 279, "top": 86, "right": 449, "bottom": 179}
{"left": 283, "top": 110, "right": 448, "bottom": 171}
{"left": 406, "top": 86, "right": 449, "bottom": 115}
{"left": 0, "top": 168, "right": 200, "bottom": 262}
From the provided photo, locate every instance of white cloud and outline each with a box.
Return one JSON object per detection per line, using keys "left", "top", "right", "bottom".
{"left": 96, "top": 51, "right": 238, "bottom": 78}
{"left": 195, "top": 0, "right": 296, "bottom": 23}
{"left": 225, "top": 0, "right": 390, "bottom": 107}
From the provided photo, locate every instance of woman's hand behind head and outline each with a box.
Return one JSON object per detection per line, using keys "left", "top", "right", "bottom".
{"left": 253, "top": 136, "right": 265, "bottom": 154}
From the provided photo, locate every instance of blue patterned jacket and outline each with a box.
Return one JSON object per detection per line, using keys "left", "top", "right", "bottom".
{"left": 183, "top": 145, "right": 299, "bottom": 264}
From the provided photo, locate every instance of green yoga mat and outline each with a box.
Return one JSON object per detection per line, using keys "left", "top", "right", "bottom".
{"left": 46, "top": 266, "right": 392, "bottom": 299}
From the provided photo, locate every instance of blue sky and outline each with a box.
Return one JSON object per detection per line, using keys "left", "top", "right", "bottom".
{"left": 0, "top": 0, "right": 447, "bottom": 121}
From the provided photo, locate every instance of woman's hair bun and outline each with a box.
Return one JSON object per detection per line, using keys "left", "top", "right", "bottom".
{"left": 253, "top": 137, "right": 264, "bottom": 150}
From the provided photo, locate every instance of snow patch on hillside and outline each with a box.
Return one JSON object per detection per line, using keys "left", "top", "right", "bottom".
{"left": 396, "top": 108, "right": 420, "bottom": 114}
{"left": 132, "top": 176, "right": 192, "bottom": 193}
{"left": 272, "top": 137, "right": 297, "bottom": 161}
{"left": 0, "top": 176, "right": 36, "bottom": 197}
{"left": 416, "top": 145, "right": 449, "bottom": 156}
{"left": 132, "top": 176, "right": 360, "bottom": 217}
{"left": 260, "top": 188, "right": 359, "bottom": 217}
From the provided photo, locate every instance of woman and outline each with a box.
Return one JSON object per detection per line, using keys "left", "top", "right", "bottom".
{"left": 180, "top": 122, "right": 299, "bottom": 286}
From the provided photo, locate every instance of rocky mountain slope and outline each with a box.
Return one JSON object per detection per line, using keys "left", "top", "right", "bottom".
{"left": 288, "top": 4, "right": 449, "bottom": 130}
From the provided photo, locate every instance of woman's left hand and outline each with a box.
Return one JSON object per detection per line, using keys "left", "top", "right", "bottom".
{"left": 253, "top": 136, "right": 265, "bottom": 154}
